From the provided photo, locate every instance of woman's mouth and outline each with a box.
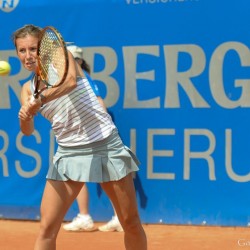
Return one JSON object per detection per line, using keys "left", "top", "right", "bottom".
{"left": 25, "top": 61, "right": 36, "bottom": 70}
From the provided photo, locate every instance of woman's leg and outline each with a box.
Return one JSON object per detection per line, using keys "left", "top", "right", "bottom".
{"left": 101, "top": 173, "right": 147, "bottom": 250}
{"left": 98, "top": 203, "right": 123, "bottom": 232}
{"left": 34, "top": 179, "right": 83, "bottom": 250}
{"left": 63, "top": 184, "right": 95, "bottom": 232}
{"left": 76, "top": 184, "right": 89, "bottom": 214}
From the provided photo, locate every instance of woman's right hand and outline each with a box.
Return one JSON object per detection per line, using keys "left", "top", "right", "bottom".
{"left": 27, "top": 95, "right": 42, "bottom": 115}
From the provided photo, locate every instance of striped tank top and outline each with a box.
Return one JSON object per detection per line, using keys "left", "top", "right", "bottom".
{"left": 33, "top": 77, "right": 116, "bottom": 147}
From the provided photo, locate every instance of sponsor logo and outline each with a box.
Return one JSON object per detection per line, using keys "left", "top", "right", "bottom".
{"left": 0, "top": 0, "right": 19, "bottom": 13}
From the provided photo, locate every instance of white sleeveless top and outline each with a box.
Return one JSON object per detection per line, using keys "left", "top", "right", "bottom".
{"left": 32, "top": 77, "right": 116, "bottom": 147}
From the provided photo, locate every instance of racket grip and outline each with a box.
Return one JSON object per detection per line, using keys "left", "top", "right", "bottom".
{"left": 30, "top": 94, "right": 39, "bottom": 105}
{"left": 30, "top": 94, "right": 44, "bottom": 107}
{"left": 30, "top": 95, "right": 35, "bottom": 103}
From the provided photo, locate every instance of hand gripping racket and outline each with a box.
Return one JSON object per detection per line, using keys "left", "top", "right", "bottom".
{"left": 31, "top": 26, "right": 69, "bottom": 102}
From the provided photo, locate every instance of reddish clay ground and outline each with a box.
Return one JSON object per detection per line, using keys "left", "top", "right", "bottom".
{"left": 0, "top": 220, "right": 249, "bottom": 250}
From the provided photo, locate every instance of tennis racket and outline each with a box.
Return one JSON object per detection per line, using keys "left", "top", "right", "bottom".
{"left": 31, "top": 26, "right": 69, "bottom": 101}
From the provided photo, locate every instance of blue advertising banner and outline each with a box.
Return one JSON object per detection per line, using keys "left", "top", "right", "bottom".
{"left": 1, "top": 0, "right": 250, "bottom": 226}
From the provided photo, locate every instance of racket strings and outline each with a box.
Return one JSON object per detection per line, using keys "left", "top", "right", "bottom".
{"left": 38, "top": 29, "right": 67, "bottom": 86}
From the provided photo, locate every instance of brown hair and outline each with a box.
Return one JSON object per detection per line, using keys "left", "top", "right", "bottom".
{"left": 79, "top": 58, "right": 91, "bottom": 74}
{"left": 12, "top": 24, "right": 42, "bottom": 47}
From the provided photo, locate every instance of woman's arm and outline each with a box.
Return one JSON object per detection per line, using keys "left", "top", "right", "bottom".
{"left": 18, "top": 82, "right": 37, "bottom": 135}
{"left": 19, "top": 52, "right": 80, "bottom": 136}
{"left": 37, "top": 51, "right": 78, "bottom": 104}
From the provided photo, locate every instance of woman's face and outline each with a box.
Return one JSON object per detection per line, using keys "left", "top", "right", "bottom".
{"left": 15, "top": 35, "right": 38, "bottom": 72}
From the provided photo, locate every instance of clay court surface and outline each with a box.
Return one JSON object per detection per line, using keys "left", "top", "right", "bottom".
{"left": 0, "top": 219, "right": 249, "bottom": 250}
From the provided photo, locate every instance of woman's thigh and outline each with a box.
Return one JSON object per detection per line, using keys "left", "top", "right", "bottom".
{"left": 40, "top": 180, "right": 83, "bottom": 232}
{"left": 101, "top": 174, "right": 139, "bottom": 223}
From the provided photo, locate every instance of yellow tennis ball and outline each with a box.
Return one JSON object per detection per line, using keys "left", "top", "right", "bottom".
{"left": 0, "top": 61, "right": 11, "bottom": 76}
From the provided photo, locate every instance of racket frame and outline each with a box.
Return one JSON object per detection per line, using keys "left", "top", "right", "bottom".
{"left": 33, "top": 26, "right": 69, "bottom": 99}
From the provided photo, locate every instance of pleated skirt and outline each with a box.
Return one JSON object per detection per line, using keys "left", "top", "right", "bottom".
{"left": 46, "top": 129, "right": 140, "bottom": 182}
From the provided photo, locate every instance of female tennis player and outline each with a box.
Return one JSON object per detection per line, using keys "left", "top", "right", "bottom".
{"left": 13, "top": 24, "right": 147, "bottom": 250}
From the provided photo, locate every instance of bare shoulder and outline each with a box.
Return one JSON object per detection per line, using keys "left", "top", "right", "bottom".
{"left": 22, "top": 80, "right": 32, "bottom": 95}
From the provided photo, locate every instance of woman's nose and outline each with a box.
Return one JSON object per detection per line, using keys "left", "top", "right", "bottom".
{"left": 26, "top": 50, "right": 32, "bottom": 59}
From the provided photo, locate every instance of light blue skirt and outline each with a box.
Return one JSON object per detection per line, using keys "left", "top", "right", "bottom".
{"left": 46, "top": 129, "right": 140, "bottom": 182}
